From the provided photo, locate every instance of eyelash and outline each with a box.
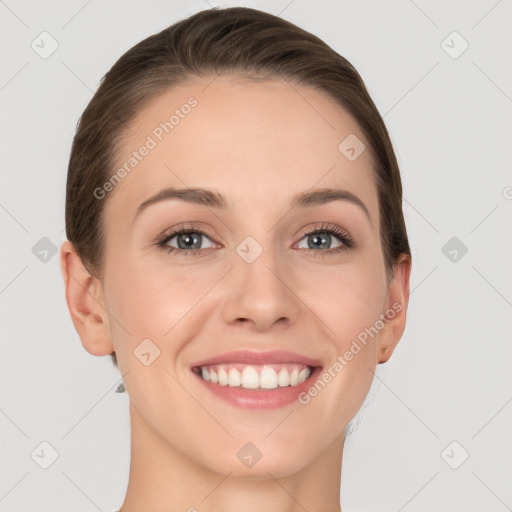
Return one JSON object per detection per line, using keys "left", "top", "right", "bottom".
{"left": 155, "top": 222, "right": 354, "bottom": 257}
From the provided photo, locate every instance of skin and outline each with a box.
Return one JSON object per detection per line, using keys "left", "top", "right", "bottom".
{"left": 61, "top": 75, "right": 411, "bottom": 512}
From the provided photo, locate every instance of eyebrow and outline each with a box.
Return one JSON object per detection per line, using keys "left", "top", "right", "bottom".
{"left": 133, "top": 186, "right": 371, "bottom": 224}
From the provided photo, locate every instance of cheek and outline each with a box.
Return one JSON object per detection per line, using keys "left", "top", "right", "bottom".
{"left": 104, "top": 255, "right": 216, "bottom": 351}
{"left": 304, "top": 259, "right": 387, "bottom": 344}
{"left": 298, "top": 270, "right": 384, "bottom": 428}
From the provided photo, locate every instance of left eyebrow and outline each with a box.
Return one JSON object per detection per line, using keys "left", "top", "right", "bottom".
{"left": 290, "top": 188, "right": 371, "bottom": 225}
{"left": 132, "top": 186, "right": 372, "bottom": 225}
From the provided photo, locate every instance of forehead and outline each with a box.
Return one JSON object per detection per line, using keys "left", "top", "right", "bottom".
{"left": 106, "top": 74, "right": 378, "bottom": 223}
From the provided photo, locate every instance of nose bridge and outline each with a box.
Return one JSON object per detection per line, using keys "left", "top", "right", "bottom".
{"left": 221, "top": 233, "right": 300, "bottom": 329}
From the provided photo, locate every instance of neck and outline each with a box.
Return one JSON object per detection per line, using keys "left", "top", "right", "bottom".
{"left": 119, "top": 401, "right": 344, "bottom": 512}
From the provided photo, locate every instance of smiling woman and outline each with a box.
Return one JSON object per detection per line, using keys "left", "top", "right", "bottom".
{"left": 60, "top": 6, "right": 412, "bottom": 512}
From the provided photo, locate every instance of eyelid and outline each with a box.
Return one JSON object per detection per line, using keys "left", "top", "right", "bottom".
{"left": 155, "top": 223, "right": 219, "bottom": 245}
{"left": 300, "top": 222, "right": 351, "bottom": 240}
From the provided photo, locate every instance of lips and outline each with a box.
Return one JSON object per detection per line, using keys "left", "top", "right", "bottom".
{"left": 190, "top": 349, "right": 323, "bottom": 369}
{"left": 189, "top": 350, "right": 324, "bottom": 409}
{"left": 191, "top": 357, "right": 324, "bottom": 410}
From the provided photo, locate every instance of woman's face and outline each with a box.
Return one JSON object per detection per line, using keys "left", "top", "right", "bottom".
{"left": 89, "top": 75, "right": 409, "bottom": 477}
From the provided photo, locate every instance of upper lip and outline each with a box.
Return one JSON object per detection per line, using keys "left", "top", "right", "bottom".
{"left": 191, "top": 350, "right": 323, "bottom": 369}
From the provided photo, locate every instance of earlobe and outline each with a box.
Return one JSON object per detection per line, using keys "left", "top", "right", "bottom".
{"left": 60, "top": 240, "right": 114, "bottom": 357}
{"left": 377, "top": 253, "right": 412, "bottom": 364}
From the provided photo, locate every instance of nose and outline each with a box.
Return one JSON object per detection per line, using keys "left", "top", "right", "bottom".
{"left": 221, "top": 243, "right": 301, "bottom": 332}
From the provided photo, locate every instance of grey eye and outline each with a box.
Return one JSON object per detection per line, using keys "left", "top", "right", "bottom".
{"left": 166, "top": 232, "right": 214, "bottom": 250}
{"left": 297, "top": 231, "right": 343, "bottom": 250}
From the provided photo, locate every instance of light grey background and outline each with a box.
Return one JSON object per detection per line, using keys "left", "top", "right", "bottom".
{"left": 1, "top": 1, "right": 511, "bottom": 511}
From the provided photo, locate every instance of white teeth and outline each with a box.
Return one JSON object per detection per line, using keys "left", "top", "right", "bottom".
{"left": 298, "top": 368, "right": 309, "bottom": 384}
{"left": 241, "top": 366, "right": 260, "bottom": 389}
{"left": 290, "top": 368, "right": 299, "bottom": 386}
{"left": 198, "top": 364, "right": 312, "bottom": 390}
{"left": 277, "top": 368, "right": 290, "bottom": 387}
{"left": 260, "top": 367, "right": 279, "bottom": 389}
{"left": 218, "top": 367, "right": 229, "bottom": 386}
{"left": 228, "top": 368, "right": 241, "bottom": 387}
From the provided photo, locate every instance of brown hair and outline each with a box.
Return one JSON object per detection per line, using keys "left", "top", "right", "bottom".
{"left": 65, "top": 6, "right": 411, "bottom": 368}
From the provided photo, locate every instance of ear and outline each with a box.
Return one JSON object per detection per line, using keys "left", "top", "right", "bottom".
{"left": 377, "top": 253, "right": 412, "bottom": 364}
{"left": 60, "top": 240, "right": 114, "bottom": 357}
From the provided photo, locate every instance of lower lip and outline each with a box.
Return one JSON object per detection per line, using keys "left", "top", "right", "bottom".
{"left": 192, "top": 366, "right": 323, "bottom": 410}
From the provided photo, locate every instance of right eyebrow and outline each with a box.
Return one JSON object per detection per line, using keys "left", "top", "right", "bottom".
{"left": 132, "top": 187, "right": 231, "bottom": 225}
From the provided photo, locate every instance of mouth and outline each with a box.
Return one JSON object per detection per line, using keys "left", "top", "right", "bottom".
{"left": 191, "top": 362, "right": 320, "bottom": 391}
{"left": 189, "top": 349, "right": 324, "bottom": 408}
